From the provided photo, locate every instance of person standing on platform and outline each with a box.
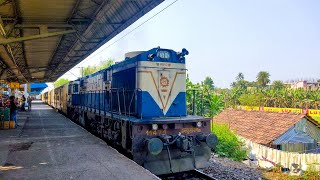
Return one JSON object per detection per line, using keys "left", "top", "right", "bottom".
{"left": 21, "top": 95, "right": 26, "bottom": 111}
{"left": 0, "top": 97, "right": 3, "bottom": 107}
{"left": 27, "top": 96, "right": 32, "bottom": 111}
{"left": 8, "top": 96, "right": 18, "bottom": 128}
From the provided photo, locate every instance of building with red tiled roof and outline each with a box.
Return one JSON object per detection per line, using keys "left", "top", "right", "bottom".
{"left": 213, "top": 109, "right": 320, "bottom": 153}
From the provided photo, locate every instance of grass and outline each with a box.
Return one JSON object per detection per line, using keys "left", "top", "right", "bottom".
{"left": 263, "top": 164, "right": 320, "bottom": 180}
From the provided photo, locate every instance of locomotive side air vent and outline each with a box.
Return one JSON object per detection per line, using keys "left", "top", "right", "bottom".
{"left": 125, "top": 51, "right": 145, "bottom": 59}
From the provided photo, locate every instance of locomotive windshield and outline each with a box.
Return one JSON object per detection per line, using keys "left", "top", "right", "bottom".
{"left": 157, "top": 50, "right": 170, "bottom": 60}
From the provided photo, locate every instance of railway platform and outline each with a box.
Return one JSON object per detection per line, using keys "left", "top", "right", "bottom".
{"left": 0, "top": 101, "right": 158, "bottom": 180}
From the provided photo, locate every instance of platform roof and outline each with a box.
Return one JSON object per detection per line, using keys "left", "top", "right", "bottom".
{"left": 0, "top": 0, "right": 163, "bottom": 83}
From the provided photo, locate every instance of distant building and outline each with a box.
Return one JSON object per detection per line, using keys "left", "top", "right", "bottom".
{"left": 288, "top": 80, "right": 320, "bottom": 90}
{"left": 213, "top": 109, "right": 320, "bottom": 153}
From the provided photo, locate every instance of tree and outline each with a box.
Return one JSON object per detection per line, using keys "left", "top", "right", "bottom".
{"left": 236, "top": 72, "right": 244, "bottom": 81}
{"left": 99, "top": 58, "right": 114, "bottom": 70}
{"left": 81, "top": 58, "right": 115, "bottom": 76}
{"left": 82, "top": 65, "right": 98, "bottom": 77}
{"left": 186, "top": 75, "right": 204, "bottom": 115}
{"left": 53, "top": 78, "right": 70, "bottom": 88}
{"left": 203, "top": 76, "right": 214, "bottom": 90}
{"left": 256, "top": 71, "right": 270, "bottom": 87}
{"left": 272, "top": 80, "right": 285, "bottom": 90}
{"left": 208, "top": 94, "right": 225, "bottom": 117}
{"left": 231, "top": 73, "right": 251, "bottom": 91}
{"left": 238, "top": 93, "right": 264, "bottom": 106}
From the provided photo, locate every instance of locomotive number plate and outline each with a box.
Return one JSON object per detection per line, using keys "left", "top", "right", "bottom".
{"left": 146, "top": 130, "right": 167, "bottom": 136}
{"left": 181, "top": 128, "right": 201, "bottom": 134}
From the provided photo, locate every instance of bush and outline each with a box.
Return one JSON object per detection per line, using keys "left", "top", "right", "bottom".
{"left": 211, "top": 123, "right": 247, "bottom": 161}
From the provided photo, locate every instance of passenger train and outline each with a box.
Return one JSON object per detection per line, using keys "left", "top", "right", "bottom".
{"left": 42, "top": 47, "right": 218, "bottom": 175}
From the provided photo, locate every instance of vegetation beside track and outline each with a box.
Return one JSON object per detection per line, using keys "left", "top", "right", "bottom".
{"left": 186, "top": 71, "right": 320, "bottom": 118}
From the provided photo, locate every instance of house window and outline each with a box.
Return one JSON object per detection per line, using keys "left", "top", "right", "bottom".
{"left": 276, "top": 145, "right": 281, "bottom": 150}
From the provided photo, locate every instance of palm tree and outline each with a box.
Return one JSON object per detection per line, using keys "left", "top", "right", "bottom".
{"left": 256, "top": 71, "right": 270, "bottom": 87}
{"left": 203, "top": 76, "right": 214, "bottom": 90}
{"left": 236, "top": 72, "right": 244, "bottom": 81}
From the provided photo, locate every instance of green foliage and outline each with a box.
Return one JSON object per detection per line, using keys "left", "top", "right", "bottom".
{"left": 187, "top": 72, "right": 320, "bottom": 117}
{"left": 233, "top": 87, "right": 320, "bottom": 109}
{"left": 99, "top": 58, "right": 115, "bottom": 69}
{"left": 82, "top": 65, "right": 97, "bottom": 77}
{"left": 230, "top": 73, "right": 257, "bottom": 92}
{"left": 223, "top": 72, "right": 320, "bottom": 109}
{"left": 81, "top": 58, "right": 114, "bottom": 76}
{"left": 186, "top": 75, "right": 203, "bottom": 115}
{"left": 211, "top": 123, "right": 247, "bottom": 161}
{"left": 53, "top": 78, "right": 70, "bottom": 88}
{"left": 238, "top": 93, "right": 263, "bottom": 106}
{"left": 256, "top": 71, "right": 270, "bottom": 87}
{"left": 186, "top": 75, "right": 224, "bottom": 117}
{"left": 302, "top": 165, "right": 320, "bottom": 180}
{"left": 203, "top": 76, "right": 214, "bottom": 90}
{"left": 207, "top": 94, "right": 225, "bottom": 117}
{"left": 223, "top": 88, "right": 242, "bottom": 108}
{"left": 272, "top": 80, "right": 285, "bottom": 90}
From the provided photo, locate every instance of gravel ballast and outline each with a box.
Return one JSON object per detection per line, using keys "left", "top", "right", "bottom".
{"left": 200, "top": 156, "right": 265, "bottom": 180}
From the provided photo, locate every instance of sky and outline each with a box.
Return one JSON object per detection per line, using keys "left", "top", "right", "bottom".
{"left": 61, "top": 0, "right": 320, "bottom": 88}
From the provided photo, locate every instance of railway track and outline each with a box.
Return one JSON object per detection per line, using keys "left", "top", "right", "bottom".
{"left": 158, "top": 169, "right": 217, "bottom": 180}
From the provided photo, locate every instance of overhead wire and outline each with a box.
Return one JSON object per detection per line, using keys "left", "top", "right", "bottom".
{"left": 74, "top": 0, "right": 180, "bottom": 68}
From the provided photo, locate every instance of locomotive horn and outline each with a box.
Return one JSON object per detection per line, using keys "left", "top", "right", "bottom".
{"left": 181, "top": 48, "right": 189, "bottom": 56}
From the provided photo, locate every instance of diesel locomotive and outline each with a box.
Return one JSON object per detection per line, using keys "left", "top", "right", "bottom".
{"left": 42, "top": 47, "right": 218, "bottom": 175}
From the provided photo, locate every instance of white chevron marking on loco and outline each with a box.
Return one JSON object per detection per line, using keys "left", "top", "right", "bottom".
{"left": 137, "top": 61, "right": 186, "bottom": 115}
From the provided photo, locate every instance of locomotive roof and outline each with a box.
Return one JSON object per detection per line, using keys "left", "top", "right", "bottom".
{"left": 77, "top": 47, "right": 185, "bottom": 82}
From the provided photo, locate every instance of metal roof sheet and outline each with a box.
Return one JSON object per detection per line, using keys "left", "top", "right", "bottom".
{"left": 30, "top": 83, "right": 47, "bottom": 89}
{"left": 0, "top": 0, "right": 164, "bottom": 83}
{"left": 273, "top": 126, "right": 315, "bottom": 144}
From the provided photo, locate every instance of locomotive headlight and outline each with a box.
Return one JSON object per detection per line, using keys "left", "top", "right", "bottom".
{"left": 152, "top": 124, "right": 158, "bottom": 130}
{"left": 196, "top": 121, "right": 202, "bottom": 127}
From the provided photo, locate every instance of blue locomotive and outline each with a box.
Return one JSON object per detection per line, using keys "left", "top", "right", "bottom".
{"left": 43, "top": 47, "right": 218, "bottom": 175}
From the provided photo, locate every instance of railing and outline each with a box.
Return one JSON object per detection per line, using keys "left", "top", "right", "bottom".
{"left": 77, "top": 88, "right": 141, "bottom": 118}
{"left": 187, "top": 89, "right": 207, "bottom": 116}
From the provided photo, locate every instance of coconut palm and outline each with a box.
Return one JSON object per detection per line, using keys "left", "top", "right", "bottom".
{"left": 256, "top": 71, "right": 270, "bottom": 87}
{"left": 236, "top": 72, "right": 244, "bottom": 81}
